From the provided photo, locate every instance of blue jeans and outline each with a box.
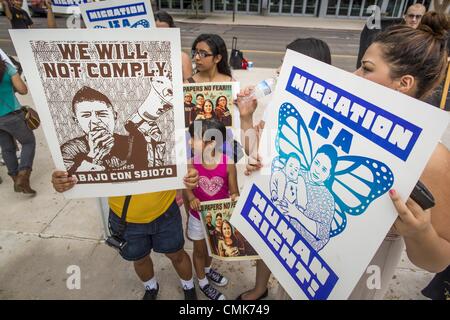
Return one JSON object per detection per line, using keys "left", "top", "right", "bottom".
{"left": 0, "top": 110, "right": 36, "bottom": 176}
{"left": 108, "top": 201, "right": 185, "bottom": 261}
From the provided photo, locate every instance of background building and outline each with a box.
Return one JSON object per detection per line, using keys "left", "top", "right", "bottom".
{"left": 157, "top": 0, "right": 438, "bottom": 18}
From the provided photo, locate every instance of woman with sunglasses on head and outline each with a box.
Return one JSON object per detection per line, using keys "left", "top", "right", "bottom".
{"left": 237, "top": 15, "right": 450, "bottom": 299}
{"left": 348, "top": 12, "right": 450, "bottom": 299}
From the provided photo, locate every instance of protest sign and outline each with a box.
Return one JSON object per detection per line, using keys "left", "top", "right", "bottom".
{"left": 51, "top": 0, "right": 96, "bottom": 15}
{"left": 183, "top": 82, "right": 237, "bottom": 128}
{"left": 10, "top": 28, "right": 187, "bottom": 198}
{"left": 80, "top": 0, "right": 155, "bottom": 29}
{"left": 199, "top": 199, "right": 259, "bottom": 261}
{"left": 231, "top": 49, "right": 449, "bottom": 299}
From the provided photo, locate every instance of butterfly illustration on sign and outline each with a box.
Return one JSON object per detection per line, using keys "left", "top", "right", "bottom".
{"left": 93, "top": 19, "right": 150, "bottom": 29}
{"left": 270, "top": 103, "right": 394, "bottom": 252}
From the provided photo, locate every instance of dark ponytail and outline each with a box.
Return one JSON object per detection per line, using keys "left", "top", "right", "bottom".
{"left": 374, "top": 11, "right": 449, "bottom": 99}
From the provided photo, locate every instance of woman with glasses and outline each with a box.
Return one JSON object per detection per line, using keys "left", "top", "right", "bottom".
{"left": 187, "top": 34, "right": 233, "bottom": 83}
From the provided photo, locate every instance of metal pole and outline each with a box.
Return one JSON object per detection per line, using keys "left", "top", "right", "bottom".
{"left": 233, "top": 0, "right": 236, "bottom": 22}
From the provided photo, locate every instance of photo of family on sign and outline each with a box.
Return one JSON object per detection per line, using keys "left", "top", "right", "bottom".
{"left": 199, "top": 199, "right": 258, "bottom": 261}
{"left": 183, "top": 82, "right": 234, "bottom": 128}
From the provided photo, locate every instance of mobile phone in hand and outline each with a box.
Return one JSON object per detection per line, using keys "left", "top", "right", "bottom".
{"left": 409, "top": 180, "right": 435, "bottom": 210}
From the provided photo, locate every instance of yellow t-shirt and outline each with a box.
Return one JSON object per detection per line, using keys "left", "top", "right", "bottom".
{"left": 109, "top": 190, "right": 177, "bottom": 224}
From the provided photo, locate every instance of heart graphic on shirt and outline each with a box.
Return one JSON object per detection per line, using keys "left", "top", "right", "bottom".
{"left": 199, "top": 176, "right": 224, "bottom": 197}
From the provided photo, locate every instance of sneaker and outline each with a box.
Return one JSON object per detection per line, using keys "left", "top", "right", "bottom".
{"left": 206, "top": 268, "right": 228, "bottom": 287}
{"left": 200, "top": 284, "right": 226, "bottom": 300}
{"left": 183, "top": 286, "right": 198, "bottom": 300}
{"left": 142, "top": 283, "right": 159, "bottom": 300}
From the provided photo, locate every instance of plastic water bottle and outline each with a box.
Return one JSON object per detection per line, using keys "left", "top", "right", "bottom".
{"left": 243, "top": 77, "right": 277, "bottom": 101}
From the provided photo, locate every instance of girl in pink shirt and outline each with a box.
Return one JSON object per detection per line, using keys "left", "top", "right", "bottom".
{"left": 184, "top": 119, "right": 239, "bottom": 300}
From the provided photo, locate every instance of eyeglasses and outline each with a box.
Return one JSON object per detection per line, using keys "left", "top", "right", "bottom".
{"left": 406, "top": 14, "right": 423, "bottom": 20}
{"left": 191, "top": 50, "right": 214, "bottom": 59}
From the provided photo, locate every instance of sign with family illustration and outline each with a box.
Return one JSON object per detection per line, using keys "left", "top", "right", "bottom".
{"left": 231, "top": 50, "right": 448, "bottom": 299}
{"left": 80, "top": 0, "right": 155, "bottom": 29}
{"left": 10, "top": 29, "right": 187, "bottom": 198}
{"left": 183, "top": 83, "right": 236, "bottom": 128}
{"left": 199, "top": 199, "right": 259, "bottom": 261}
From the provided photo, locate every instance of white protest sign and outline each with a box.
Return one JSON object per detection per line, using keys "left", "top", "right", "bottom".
{"left": 80, "top": 0, "right": 155, "bottom": 29}
{"left": 51, "top": 0, "right": 96, "bottom": 15}
{"left": 231, "top": 49, "right": 449, "bottom": 300}
{"left": 10, "top": 28, "right": 187, "bottom": 198}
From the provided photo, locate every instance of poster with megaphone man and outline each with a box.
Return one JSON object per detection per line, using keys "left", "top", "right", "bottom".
{"left": 10, "top": 28, "right": 187, "bottom": 198}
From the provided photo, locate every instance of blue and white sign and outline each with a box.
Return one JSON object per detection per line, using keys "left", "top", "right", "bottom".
{"left": 51, "top": 0, "right": 97, "bottom": 15}
{"left": 80, "top": 0, "right": 155, "bottom": 29}
{"left": 231, "top": 49, "right": 449, "bottom": 299}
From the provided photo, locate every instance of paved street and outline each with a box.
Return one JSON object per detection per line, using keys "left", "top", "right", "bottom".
{"left": 0, "top": 16, "right": 361, "bottom": 71}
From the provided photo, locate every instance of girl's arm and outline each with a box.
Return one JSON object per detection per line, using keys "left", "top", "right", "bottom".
{"left": 227, "top": 162, "right": 239, "bottom": 200}
{"left": 182, "top": 161, "right": 200, "bottom": 212}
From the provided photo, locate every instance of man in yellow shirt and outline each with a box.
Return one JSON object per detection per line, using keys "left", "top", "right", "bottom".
{"left": 52, "top": 169, "right": 199, "bottom": 300}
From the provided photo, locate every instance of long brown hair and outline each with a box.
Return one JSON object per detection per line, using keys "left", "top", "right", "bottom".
{"left": 374, "top": 11, "right": 449, "bottom": 99}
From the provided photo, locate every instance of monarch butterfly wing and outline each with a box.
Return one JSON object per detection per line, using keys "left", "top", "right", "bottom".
{"left": 131, "top": 19, "right": 150, "bottom": 28}
{"left": 329, "top": 202, "right": 347, "bottom": 237}
{"left": 275, "top": 102, "right": 313, "bottom": 170}
{"left": 330, "top": 156, "right": 394, "bottom": 217}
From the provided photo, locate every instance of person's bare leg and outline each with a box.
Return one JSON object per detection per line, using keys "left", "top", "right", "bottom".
{"left": 193, "top": 240, "right": 208, "bottom": 279}
{"left": 133, "top": 255, "right": 154, "bottom": 282}
{"left": 165, "top": 249, "right": 193, "bottom": 280}
{"left": 205, "top": 255, "right": 213, "bottom": 270}
{"left": 240, "top": 260, "right": 271, "bottom": 300}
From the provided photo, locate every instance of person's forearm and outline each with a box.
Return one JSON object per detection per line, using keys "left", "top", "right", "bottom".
{"left": 3, "top": 1, "right": 13, "bottom": 20}
{"left": 404, "top": 226, "right": 450, "bottom": 273}
{"left": 182, "top": 189, "right": 195, "bottom": 214}
{"left": 228, "top": 164, "right": 239, "bottom": 196}
{"left": 47, "top": 7, "right": 57, "bottom": 28}
{"left": 240, "top": 116, "right": 254, "bottom": 156}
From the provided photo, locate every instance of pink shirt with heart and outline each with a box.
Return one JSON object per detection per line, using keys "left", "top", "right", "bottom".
{"left": 190, "top": 153, "right": 230, "bottom": 220}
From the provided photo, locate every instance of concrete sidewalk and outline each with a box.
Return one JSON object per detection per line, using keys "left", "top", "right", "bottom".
{"left": 170, "top": 12, "right": 367, "bottom": 31}
{"left": 0, "top": 67, "right": 447, "bottom": 300}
